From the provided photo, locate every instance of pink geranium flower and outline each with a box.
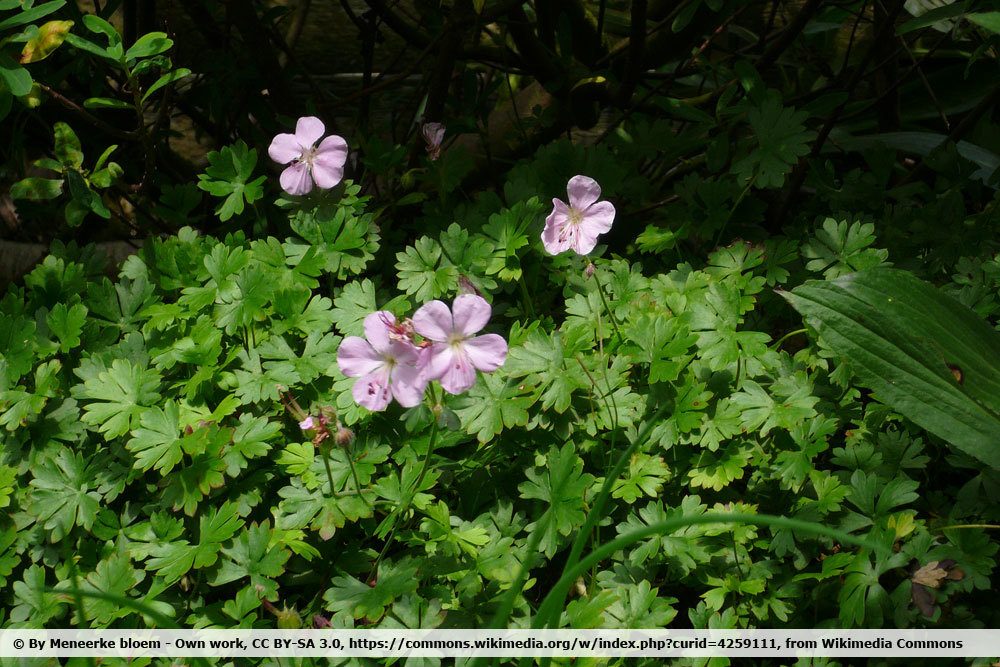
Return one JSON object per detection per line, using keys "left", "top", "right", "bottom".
{"left": 422, "top": 122, "right": 445, "bottom": 161}
{"left": 268, "top": 116, "right": 348, "bottom": 196}
{"left": 337, "top": 311, "right": 425, "bottom": 411}
{"left": 412, "top": 294, "right": 507, "bottom": 395}
{"left": 542, "top": 175, "right": 616, "bottom": 256}
{"left": 299, "top": 416, "right": 316, "bottom": 431}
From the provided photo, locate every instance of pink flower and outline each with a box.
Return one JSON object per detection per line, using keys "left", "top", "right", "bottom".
{"left": 542, "top": 175, "right": 616, "bottom": 256}
{"left": 412, "top": 294, "right": 507, "bottom": 395}
{"left": 422, "top": 122, "right": 445, "bottom": 161}
{"left": 337, "top": 311, "right": 425, "bottom": 411}
{"left": 299, "top": 416, "right": 316, "bottom": 431}
{"left": 268, "top": 116, "right": 348, "bottom": 196}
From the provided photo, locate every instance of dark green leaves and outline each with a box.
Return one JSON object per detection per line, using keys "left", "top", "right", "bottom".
{"left": 80, "top": 359, "right": 161, "bottom": 438}
{"left": 784, "top": 268, "right": 1000, "bottom": 468}
{"left": 28, "top": 448, "right": 103, "bottom": 541}
{"left": 518, "top": 444, "right": 595, "bottom": 557}
{"left": 732, "top": 92, "right": 814, "bottom": 189}
{"left": 197, "top": 142, "right": 266, "bottom": 221}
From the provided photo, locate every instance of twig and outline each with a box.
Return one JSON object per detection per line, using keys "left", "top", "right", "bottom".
{"left": 36, "top": 83, "right": 139, "bottom": 142}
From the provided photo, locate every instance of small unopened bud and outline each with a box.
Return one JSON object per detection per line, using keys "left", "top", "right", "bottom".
{"left": 423, "top": 122, "right": 445, "bottom": 161}
{"left": 312, "top": 615, "right": 332, "bottom": 629}
{"left": 457, "top": 274, "right": 482, "bottom": 296}
{"left": 335, "top": 425, "right": 355, "bottom": 447}
{"left": 276, "top": 607, "right": 302, "bottom": 629}
{"left": 584, "top": 262, "right": 596, "bottom": 278}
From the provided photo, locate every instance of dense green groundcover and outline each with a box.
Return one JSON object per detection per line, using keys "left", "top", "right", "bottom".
{"left": 3, "top": 0, "right": 1000, "bottom": 664}
{"left": 2, "top": 161, "right": 1000, "bottom": 643}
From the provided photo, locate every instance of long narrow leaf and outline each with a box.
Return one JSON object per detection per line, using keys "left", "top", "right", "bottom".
{"left": 783, "top": 268, "right": 1000, "bottom": 468}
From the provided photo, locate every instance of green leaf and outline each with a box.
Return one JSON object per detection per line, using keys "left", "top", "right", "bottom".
{"left": 687, "top": 443, "right": 753, "bottom": 491}
{"left": 897, "top": 3, "right": 967, "bottom": 34}
{"left": 11, "top": 565, "right": 66, "bottom": 626}
{"left": 8, "top": 176, "right": 61, "bottom": 201}
{"left": 612, "top": 453, "right": 671, "bottom": 504}
{"left": 81, "top": 13, "right": 121, "bottom": 46}
{"left": 731, "top": 91, "right": 814, "bottom": 189}
{"left": 28, "top": 447, "right": 102, "bottom": 541}
{"left": 802, "top": 218, "right": 890, "bottom": 279}
{"left": 211, "top": 522, "right": 291, "bottom": 600}
{"left": 80, "top": 358, "right": 162, "bottom": 438}
{"left": 729, "top": 376, "right": 819, "bottom": 436}
{"left": 396, "top": 236, "right": 456, "bottom": 302}
{"left": 46, "top": 302, "right": 87, "bottom": 352}
{"left": 330, "top": 279, "right": 379, "bottom": 336}
{"left": 64, "top": 33, "right": 117, "bottom": 62}
{"left": 127, "top": 401, "right": 184, "bottom": 473}
{"left": 453, "top": 373, "right": 532, "bottom": 443}
{"left": 0, "top": 0, "right": 65, "bottom": 31}
{"left": 966, "top": 12, "right": 1000, "bottom": 33}
{"left": 72, "top": 553, "right": 143, "bottom": 626}
{"left": 505, "top": 328, "right": 588, "bottom": 413}
{"left": 323, "top": 561, "right": 419, "bottom": 621}
{"left": 141, "top": 67, "right": 191, "bottom": 103}
{"left": 125, "top": 31, "right": 172, "bottom": 61}
{"left": 53, "top": 121, "right": 83, "bottom": 169}
{"left": 197, "top": 141, "right": 264, "bottom": 221}
{"left": 784, "top": 268, "right": 1000, "bottom": 468}
{"left": 0, "top": 52, "right": 31, "bottom": 97}
{"left": 518, "top": 443, "right": 595, "bottom": 557}
{"left": 146, "top": 502, "right": 242, "bottom": 583}
{"left": 84, "top": 96, "right": 132, "bottom": 110}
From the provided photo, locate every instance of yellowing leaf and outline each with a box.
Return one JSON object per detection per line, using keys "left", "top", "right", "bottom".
{"left": 20, "top": 20, "right": 73, "bottom": 63}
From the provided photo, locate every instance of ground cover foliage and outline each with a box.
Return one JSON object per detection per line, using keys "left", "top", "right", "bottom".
{"left": 2, "top": 0, "right": 1000, "bottom": 664}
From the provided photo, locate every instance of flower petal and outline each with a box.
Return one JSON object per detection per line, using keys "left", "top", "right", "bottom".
{"left": 567, "top": 175, "right": 602, "bottom": 210}
{"left": 268, "top": 132, "right": 302, "bottom": 164}
{"left": 279, "top": 162, "right": 313, "bottom": 196}
{"left": 437, "top": 348, "right": 478, "bottom": 395}
{"left": 452, "top": 294, "right": 491, "bottom": 336}
{"left": 363, "top": 311, "right": 395, "bottom": 352}
{"left": 390, "top": 362, "right": 426, "bottom": 407}
{"left": 295, "top": 116, "right": 326, "bottom": 147}
{"left": 299, "top": 416, "right": 316, "bottom": 430}
{"left": 571, "top": 229, "right": 601, "bottom": 255}
{"left": 337, "top": 336, "right": 383, "bottom": 377}
{"left": 311, "top": 135, "right": 349, "bottom": 189}
{"left": 542, "top": 199, "right": 572, "bottom": 255}
{"left": 463, "top": 333, "right": 507, "bottom": 372}
{"left": 412, "top": 300, "right": 453, "bottom": 342}
{"left": 387, "top": 340, "right": 420, "bottom": 366}
{"left": 581, "top": 200, "right": 615, "bottom": 234}
{"left": 352, "top": 369, "right": 392, "bottom": 411}
{"left": 422, "top": 343, "right": 453, "bottom": 381}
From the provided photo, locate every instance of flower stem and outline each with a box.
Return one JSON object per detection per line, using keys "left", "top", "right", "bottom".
{"left": 772, "top": 327, "right": 807, "bottom": 350}
{"left": 519, "top": 274, "right": 537, "bottom": 319}
{"left": 368, "top": 399, "right": 440, "bottom": 579}
{"left": 321, "top": 446, "right": 339, "bottom": 498}
{"left": 345, "top": 445, "right": 372, "bottom": 508}
{"left": 593, "top": 271, "right": 624, "bottom": 344}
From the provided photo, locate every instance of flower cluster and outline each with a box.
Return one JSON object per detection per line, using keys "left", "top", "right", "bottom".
{"left": 271, "top": 115, "right": 613, "bottom": 410}
{"left": 336, "top": 294, "right": 508, "bottom": 411}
